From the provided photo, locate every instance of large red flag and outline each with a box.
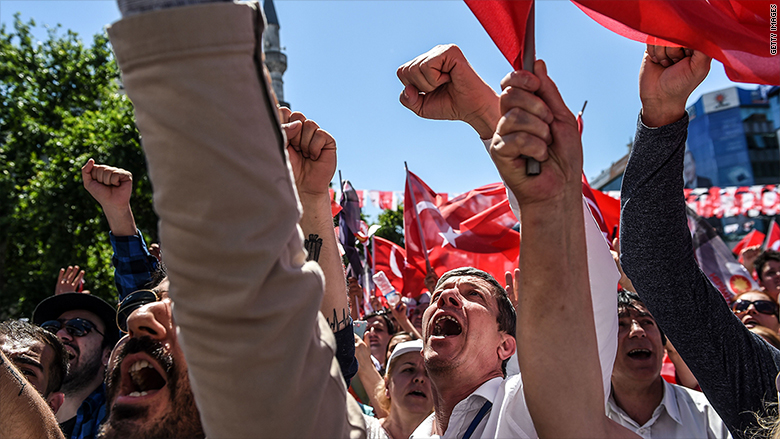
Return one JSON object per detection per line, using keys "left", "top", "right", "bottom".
{"left": 466, "top": 0, "right": 779, "bottom": 85}
{"left": 404, "top": 171, "right": 520, "bottom": 297}
{"left": 373, "top": 236, "right": 407, "bottom": 294}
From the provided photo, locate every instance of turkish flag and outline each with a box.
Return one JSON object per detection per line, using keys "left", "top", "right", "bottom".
{"left": 373, "top": 236, "right": 407, "bottom": 293}
{"left": 466, "top": 0, "right": 779, "bottom": 85}
{"left": 732, "top": 228, "right": 766, "bottom": 255}
{"left": 404, "top": 171, "right": 520, "bottom": 297}
{"left": 582, "top": 175, "right": 621, "bottom": 242}
{"left": 764, "top": 219, "right": 780, "bottom": 251}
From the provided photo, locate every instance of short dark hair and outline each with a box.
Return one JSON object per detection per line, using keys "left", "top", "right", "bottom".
{"left": 364, "top": 311, "right": 396, "bottom": 335}
{"left": 0, "top": 319, "right": 69, "bottom": 396}
{"left": 755, "top": 250, "right": 780, "bottom": 281}
{"left": 616, "top": 289, "right": 667, "bottom": 345}
{"left": 435, "top": 267, "right": 516, "bottom": 375}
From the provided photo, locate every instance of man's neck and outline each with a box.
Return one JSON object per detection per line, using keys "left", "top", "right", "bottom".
{"left": 611, "top": 376, "right": 665, "bottom": 426}
{"left": 55, "top": 377, "right": 104, "bottom": 423}
{"left": 429, "top": 370, "right": 502, "bottom": 435}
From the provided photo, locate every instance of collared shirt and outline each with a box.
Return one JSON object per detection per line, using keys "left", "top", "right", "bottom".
{"left": 607, "top": 380, "right": 732, "bottom": 439}
{"left": 67, "top": 385, "right": 108, "bottom": 439}
{"left": 110, "top": 229, "right": 158, "bottom": 301}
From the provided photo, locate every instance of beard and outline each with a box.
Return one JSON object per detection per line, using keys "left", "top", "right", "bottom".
{"left": 61, "top": 343, "right": 104, "bottom": 395}
{"left": 98, "top": 337, "right": 204, "bottom": 439}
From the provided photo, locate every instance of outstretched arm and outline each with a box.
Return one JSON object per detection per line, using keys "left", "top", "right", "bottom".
{"left": 490, "top": 61, "right": 632, "bottom": 438}
{"left": 397, "top": 44, "right": 500, "bottom": 139}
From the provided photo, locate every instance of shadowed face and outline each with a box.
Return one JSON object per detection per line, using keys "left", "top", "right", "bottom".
{"left": 99, "top": 281, "right": 204, "bottom": 439}
{"left": 613, "top": 303, "right": 663, "bottom": 385}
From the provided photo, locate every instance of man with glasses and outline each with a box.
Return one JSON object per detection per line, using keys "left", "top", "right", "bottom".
{"left": 32, "top": 293, "right": 119, "bottom": 439}
{"left": 731, "top": 291, "right": 780, "bottom": 334}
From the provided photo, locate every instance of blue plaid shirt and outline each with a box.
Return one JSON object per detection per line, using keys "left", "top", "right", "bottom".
{"left": 110, "top": 230, "right": 158, "bottom": 301}
{"left": 67, "top": 385, "right": 108, "bottom": 439}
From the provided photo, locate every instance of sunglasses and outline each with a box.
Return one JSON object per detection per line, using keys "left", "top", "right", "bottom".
{"left": 41, "top": 318, "right": 104, "bottom": 338}
{"left": 732, "top": 299, "right": 779, "bottom": 316}
{"left": 116, "top": 289, "right": 159, "bottom": 333}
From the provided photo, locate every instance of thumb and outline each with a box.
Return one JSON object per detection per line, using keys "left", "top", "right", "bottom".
{"left": 282, "top": 120, "right": 303, "bottom": 145}
{"left": 534, "top": 60, "right": 572, "bottom": 121}
{"left": 81, "top": 158, "right": 94, "bottom": 178}
{"left": 400, "top": 84, "right": 424, "bottom": 116}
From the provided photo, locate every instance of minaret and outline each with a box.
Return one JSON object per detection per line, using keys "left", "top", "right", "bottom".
{"left": 262, "top": 0, "right": 289, "bottom": 108}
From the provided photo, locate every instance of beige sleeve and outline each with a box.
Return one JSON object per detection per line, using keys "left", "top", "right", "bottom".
{"left": 107, "top": 3, "right": 364, "bottom": 437}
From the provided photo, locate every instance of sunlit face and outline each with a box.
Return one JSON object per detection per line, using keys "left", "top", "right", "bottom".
{"left": 422, "top": 275, "right": 512, "bottom": 379}
{"left": 54, "top": 309, "right": 109, "bottom": 395}
{"left": 613, "top": 303, "right": 663, "bottom": 385}
{"left": 759, "top": 260, "right": 780, "bottom": 301}
{"left": 0, "top": 334, "right": 55, "bottom": 396}
{"left": 385, "top": 352, "right": 432, "bottom": 416}
{"left": 99, "top": 280, "right": 204, "bottom": 439}
{"left": 365, "top": 316, "right": 392, "bottom": 366}
{"left": 732, "top": 291, "right": 780, "bottom": 333}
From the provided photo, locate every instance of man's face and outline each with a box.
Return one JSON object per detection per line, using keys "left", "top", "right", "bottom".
{"left": 612, "top": 303, "right": 664, "bottom": 385}
{"left": 422, "top": 275, "right": 512, "bottom": 378}
{"left": 0, "top": 334, "right": 55, "bottom": 396}
{"left": 99, "top": 281, "right": 204, "bottom": 439}
{"left": 732, "top": 291, "right": 780, "bottom": 332}
{"left": 759, "top": 260, "right": 780, "bottom": 301}
{"left": 409, "top": 301, "right": 428, "bottom": 334}
{"left": 54, "top": 309, "right": 108, "bottom": 394}
{"left": 365, "top": 316, "right": 392, "bottom": 366}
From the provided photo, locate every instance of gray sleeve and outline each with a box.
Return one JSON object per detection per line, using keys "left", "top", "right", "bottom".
{"left": 620, "top": 112, "right": 780, "bottom": 439}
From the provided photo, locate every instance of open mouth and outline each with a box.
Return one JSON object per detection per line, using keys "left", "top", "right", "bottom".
{"left": 64, "top": 344, "right": 78, "bottom": 360}
{"left": 627, "top": 348, "right": 652, "bottom": 359}
{"left": 432, "top": 315, "right": 462, "bottom": 337}
{"left": 407, "top": 389, "right": 428, "bottom": 399}
{"left": 119, "top": 355, "right": 168, "bottom": 399}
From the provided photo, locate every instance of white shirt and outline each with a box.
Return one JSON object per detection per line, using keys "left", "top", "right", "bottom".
{"left": 607, "top": 381, "right": 732, "bottom": 439}
{"left": 411, "top": 149, "right": 621, "bottom": 438}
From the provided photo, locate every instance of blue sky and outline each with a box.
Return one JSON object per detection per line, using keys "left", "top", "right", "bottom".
{"left": 1, "top": 0, "right": 743, "bottom": 217}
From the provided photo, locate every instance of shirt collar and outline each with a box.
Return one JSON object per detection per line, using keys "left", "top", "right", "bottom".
{"left": 657, "top": 380, "right": 682, "bottom": 425}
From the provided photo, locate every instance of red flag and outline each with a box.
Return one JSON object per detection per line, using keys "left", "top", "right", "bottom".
{"left": 581, "top": 175, "right": 617, "bottom": 241}
{"left": 732, "top": 228, "right": 766, "bottom": 255}
{"left": 373, "top": 236, "right": 407, "bottom": 294}
{"left": 466, "top": 0, "right": 779, "bottom": 85}
{"left": 404, "top": 171, "right": 520, "bottom": 297}
{"left": 764, "top": 219, "right": 780, "bottom": 251}
{"left": 329, "top": 188, "right": 342, "bottom": 217}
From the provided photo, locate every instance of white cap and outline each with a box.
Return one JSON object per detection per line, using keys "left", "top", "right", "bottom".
{"left": 387, "top": 339, "right": 423, "bottom": 368}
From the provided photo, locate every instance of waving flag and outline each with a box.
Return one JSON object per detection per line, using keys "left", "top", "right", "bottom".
{"left": 404, "top": 170, "right": 521, "bottom": 297}
{"left": 373, "top": 236, "right": 407, "bottom": 293}
{"left": 732, "top": 228, "right": 766, "bottom": 255}
{"left": 687, "top": 206, "right": 760, "bottom": 304}
{"left": 466, "top": 0, "right": 779, "bottom": 85}
{"left": 764, "top": 219, "right": 780, "bottom": 251}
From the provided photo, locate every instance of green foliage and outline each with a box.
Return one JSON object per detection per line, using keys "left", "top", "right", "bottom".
{"left": 374, "top": 205, "right": 404, "bottom": 247}
{"left": 0, "top": 16, "right": 156, "bottom": 319}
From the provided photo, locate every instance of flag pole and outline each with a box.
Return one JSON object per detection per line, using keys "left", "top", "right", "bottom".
{"left": 338, "top": 170, "right": 344, "bottom": 194}
{"left": 404, "top": 162, "right": 433, "bottom": 270}
{"left": 523, "top": 2, "right": 540, "bottom": 176}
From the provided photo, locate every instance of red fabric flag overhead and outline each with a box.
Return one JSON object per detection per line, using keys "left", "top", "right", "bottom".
{"left": 404, "top": 171, "right": 520, "bottom": 297}
{"left": 466, "top": 0, "right": 779, "bottom": 85}
{"left": 373, "top": 236, "right": 407, "bottom": 294}
{"left": 732, "top": 228, "right": 766, "bottom": 255}
{"left": 764, "top": 219, "right": 780, "bottom": 251}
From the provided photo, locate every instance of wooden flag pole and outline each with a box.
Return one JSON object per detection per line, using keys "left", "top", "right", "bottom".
{"left": 523, "top": 2, "right": 540, "bottom": 175}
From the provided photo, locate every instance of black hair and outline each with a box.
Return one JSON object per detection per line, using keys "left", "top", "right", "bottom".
{"left": 0, "top": 319, "right": 69, "bottom": 396}
{"left": 755, "top": 250, "right": 780, "bottom": 281}
{"left": 364, "top": 310, "right": 396, "bottom": 335}
{"left": 435, "top": 267, "right": 516, "bottom": 376}
{"left": 616, "top": 289, "right": 667, "bottom": 345}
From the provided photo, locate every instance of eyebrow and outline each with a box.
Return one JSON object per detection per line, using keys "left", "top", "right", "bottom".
{"left": 12, "top": 354, "right": 44, "bottom": 372}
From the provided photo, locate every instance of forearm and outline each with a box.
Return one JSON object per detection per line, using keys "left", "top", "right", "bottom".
{"left": 111, "top": 231, "right": 157, "bottom": 300}
{"left": 0, "top": 353, "right": 64, "bottom": 439}
{"left": 102, "top": 204, "right": 137, "bottom": 237}
{"left": 300, "top": 193, "right": 350, "bottom": 332}
{"left": 517, "top": 192, "right": 607, "bottom": 438}
{"left": 354, "top": 354, "right": 388, "bottom": 418}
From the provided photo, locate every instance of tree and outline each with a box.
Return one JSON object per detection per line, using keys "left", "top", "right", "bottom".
{"left": 374, "top": 205, "right": 404, "bottom": 247}
{"left": 0, "top": 16, "right": 157, "bottom": 319}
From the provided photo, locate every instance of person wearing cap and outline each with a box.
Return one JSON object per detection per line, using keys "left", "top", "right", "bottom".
{"left": 33, "top": 293, "right": 120, "bottom": 439}
{"left": 364, "top": 340, "right": 432, "bottom": 439}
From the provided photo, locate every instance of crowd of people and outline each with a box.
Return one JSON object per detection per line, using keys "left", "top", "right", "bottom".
{"left": 1, "top": 1, "right": 779, "bottom": 439}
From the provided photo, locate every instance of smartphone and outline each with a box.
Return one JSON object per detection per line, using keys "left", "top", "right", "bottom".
{"left": 353, "top": 320, "right": 367, "bottom": 339}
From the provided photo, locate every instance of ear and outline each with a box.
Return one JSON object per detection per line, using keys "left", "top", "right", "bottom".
{"left": 102, "top": 346, "right": 112, "bottom": 367}
{"left": 47, "top": 391, "right": 64, "bottom": 415}
{"left": 498, "top": 332, "right": 516, "bottom": 362}
{"left": 384, "top": 377, "right": 391, "bottom": 400}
